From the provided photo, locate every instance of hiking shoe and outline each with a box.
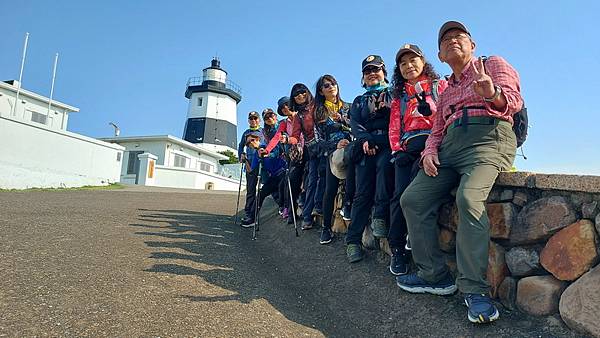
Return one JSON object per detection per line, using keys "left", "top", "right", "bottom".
{"left": 319, "top": 227, "right": 333, "bottom": 244}
{"left": 311, "top": 209, "right": 323, "bottom": 217}
{"left": 278, "top": 208, "right": 284, "bottom": 216}
{"left": 301, "top": 220, "right": 313, "bottom": 230}
{"left": 346, "top": 243, "right": 364, "bottom": 263}
{"left": 389, "top": 247, "right": 409, "bottom": 276}
{"left": 281, "top": 208, "right": 289, "bottom": 219}
{"left": 464, "top": 293, "right": 500, "bottom": 324}
{"left": 340, "top": 205, "right": 352, "bottom": 221}
{"left": 371, "top": 218, "right": 387, "bottom": 238}
{"left": 405, "top": 235, "right": 412, "bottom": 251}
{"left": 396, "top": 273, "right": 457, "bottom": 295}
{"left": 240, "top": 217, "right": 255, "bottom": 228}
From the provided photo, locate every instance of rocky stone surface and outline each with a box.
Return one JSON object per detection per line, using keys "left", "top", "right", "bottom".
{"left": 516, "top": 275, "right": 567, "bottom": 316}
{"left": 438, "top": 227, "right": 456, "bottom": 253}
{"left": 559, "top": 264, "right": 600, "bottom": 337}
{"left": 505, "top": 246, "right": 544, "bottom": 277}
{"left": 596, "top": 213, "right": 600, "bottom": 237}
{"left": 362, "top": 226, "right": 378, "bottom": 250}
{"left": 498, "top": 276, "right": 517, "bottom": 310}
{"left": 582, "top": 201, "right": 598, "bottom": 220}
{"left": 512, "top": 191, "right": 529, "bottom": 207}
{"left": 540, "top": 220, "right": 599, "bottom": 281}
{"left": 487, "top": 241, "right": 509, "bottom": 298}
{"left": 438, "top": 202, "right": 458, "bottom": 231}
{"left": 487, "top": 203, "right": 516, "bottom": 239}
{"left": 510, "top": 196, "right": 577, "bottom": 245}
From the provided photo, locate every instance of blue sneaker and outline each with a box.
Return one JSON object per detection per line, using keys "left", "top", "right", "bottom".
{"left": 346, "top": 243, "right": 364, "bottom": 263}
{"left": 319, "top": 227, "right": 333, "bottom": 245}
{"left": 396, "top": 273, "right": 457, "bottom": 295}
{"left": 464, "top": 293, "right": 500, "bottom": 324}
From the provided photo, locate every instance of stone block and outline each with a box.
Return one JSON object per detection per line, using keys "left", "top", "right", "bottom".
{"left": 596, "top": 213, "right": 600, "bottom": 237}
{"left": 487, "top": 188, "right": 501, "bottom": 203}
{"left": 361, "top": 226, "right": 378, "bottom": 250}
{"left": 516, "top": 275, "right": 567, "bottom": 316}
{"left": 498, "top": 276, "right": 517, "bottom": 310}
{"left": 505, "top": 246, "right": 544, "bottom": 277}
{"left": 487, "top": 203, "right": 517, "bottom": 239}
{"left": 438, "top": 227, "right": 456, "bottom": 253}
{"left": 559, "top": 264, "right": 600, "bottom": 337}
{"left": 487, "top": 241, "right": 509, "bottom": 298}
{"left": 582, "top": 201, "right": 598, "bottom": 220}
{"left": 510, "top": 196, "right": 577, "bottom": 245}
{"left": 379, "top": 237, "right": 391, "bottom": 256}
{"left": 512, "top": 191, "right": 529, "bottom": 207}
{"left": 540, "top": 220, "right": 599, "bottom": 281}
{"left": 499, "top": 189, "right": 514, "bottom": 202}
{"left": 438, "top": 202, "right": 458, "bottom": 231}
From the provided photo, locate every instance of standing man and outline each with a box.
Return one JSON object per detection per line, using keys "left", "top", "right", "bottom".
{"left": 397, "top": 21, "right": 523, "bottom": 324}
{"left": 238, "top": 111, "right": 264, "bottom": 228}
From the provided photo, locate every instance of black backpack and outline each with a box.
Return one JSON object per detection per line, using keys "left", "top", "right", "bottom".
{"left": 482, "top": 56, "right": 528, "bottom": 147}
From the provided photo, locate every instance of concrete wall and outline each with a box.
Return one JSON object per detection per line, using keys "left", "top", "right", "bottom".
{"left": 0, "top": 115, "right": 124, "bottom": 189}
{"left": 153, "top": 165, "right": 240, "bottom": 191}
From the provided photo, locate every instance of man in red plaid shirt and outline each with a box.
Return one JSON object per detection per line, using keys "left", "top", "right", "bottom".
{"left": 396, "top": 21, "right": 523, "bottom": 324}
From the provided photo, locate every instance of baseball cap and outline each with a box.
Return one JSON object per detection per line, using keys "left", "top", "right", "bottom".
{"left": 395, "top": 44, "right": 424, "bottom": 62}
{"left": 362, "top": 55, "right": 385, "bottom": 70}
{"left": 248, "top": 111, "right": 260, "bottom": 119}
{"left": 438, "top": 20, "right": 471, "bottom": 47}
{"left": 262, "top": 108, "right": 275, "bottom": 119}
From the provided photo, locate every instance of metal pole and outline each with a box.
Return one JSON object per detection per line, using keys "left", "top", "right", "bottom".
{"left": 286, "top": 167, "right": 299, "bottom": 237}
{"left": 12, "top": 32, "right": 29, "bottom": 116}
{"left": 47, "top": 53, "right": 59, "bottom": 122}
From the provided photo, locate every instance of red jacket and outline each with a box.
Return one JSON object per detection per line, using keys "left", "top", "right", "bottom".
{"left": 389, "top": 76, "right": 448, "bottom": 152}
{"left": 289, "top": 104, "right": 315, "bottom": 145}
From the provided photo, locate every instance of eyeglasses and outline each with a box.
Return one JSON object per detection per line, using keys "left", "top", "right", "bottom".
{"left": 362, "top": 66, "right": 382, "bottom": 75}
{"left": 322, "top": 82, "right": 337, "bottom": 89}
{"left": 441, "top": 33, "right": 470, "bottom": 44}
{"left": 292, "top": 89, "right": 307, "bottom": 97}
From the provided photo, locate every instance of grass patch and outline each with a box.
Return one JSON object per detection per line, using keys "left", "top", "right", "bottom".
{"left": 0, "top": 183, "right": 125, "bottom": 192}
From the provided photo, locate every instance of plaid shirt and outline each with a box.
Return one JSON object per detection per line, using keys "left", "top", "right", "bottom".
{"left": 422, "top": 56, "right": 523, "bottom": 159}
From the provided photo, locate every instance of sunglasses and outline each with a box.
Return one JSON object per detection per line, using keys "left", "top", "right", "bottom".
{"left": 292, "top": 89, "right": 307, "bottom": 97}
{"left": 362, "top": 66, "right": 382, "bottom": 75}
{"left": 248, "top": 116, "right": 259, "bottom": 120}
{"left": 264, "top": 114, "right": 276, "bottom": 119}
{"left": 322, "top": 82, "right": 337, "bottom": 89}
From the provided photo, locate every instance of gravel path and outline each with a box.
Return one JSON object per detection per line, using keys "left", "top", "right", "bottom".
{"left": 0, "top": 188, "right": 583, "bottom": 337}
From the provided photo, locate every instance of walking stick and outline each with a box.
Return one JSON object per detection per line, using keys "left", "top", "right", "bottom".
{"left": 252, "top": 158, "right": 262, "bottom": 240}
{"left": 233, "top": 163, "right": 244, "bottom": 227}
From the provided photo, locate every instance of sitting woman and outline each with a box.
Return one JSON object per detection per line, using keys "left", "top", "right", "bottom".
{"left": 387, "top": 44, "right": 447, "bottom": 275}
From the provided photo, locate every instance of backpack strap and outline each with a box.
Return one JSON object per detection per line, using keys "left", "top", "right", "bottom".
{"left": 431, "top": 79, "right": 440, "bottom": 102}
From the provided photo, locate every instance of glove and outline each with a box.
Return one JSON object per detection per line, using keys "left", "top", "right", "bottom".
{"left": 416, "top": 92, "right": 432, "bottom": 116}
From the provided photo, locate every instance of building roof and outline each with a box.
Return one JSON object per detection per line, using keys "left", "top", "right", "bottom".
{"left": 0, "top": 80, "right": 79, "bottom": 112}
{"left": 99, "top": 135, "right": 229, "bottom": 160}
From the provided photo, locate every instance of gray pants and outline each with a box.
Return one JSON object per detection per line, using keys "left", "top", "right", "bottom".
{"left": 400, "top": 120, "right": 516, "bottom": 294}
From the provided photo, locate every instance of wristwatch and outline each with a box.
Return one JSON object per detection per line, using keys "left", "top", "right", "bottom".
{"left": 484, "top": 85, "right": 502, "bottom": 102}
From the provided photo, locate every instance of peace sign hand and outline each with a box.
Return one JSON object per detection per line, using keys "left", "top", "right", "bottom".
{"left": 472, "top": 57, "right": 495, "bottom": 99}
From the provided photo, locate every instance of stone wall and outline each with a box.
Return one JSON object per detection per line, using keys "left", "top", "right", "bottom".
{"left": 344, "top": 171, "right": 600, "bottom": 337}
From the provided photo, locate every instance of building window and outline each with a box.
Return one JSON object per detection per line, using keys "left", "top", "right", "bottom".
{"left": 197, "top": 97, "right": 203, "bottom": 106}
{"left": 199, "top": 161, "right": 213, "bottom": 173}
{"left": 127, "top": 151, "right": 144, "bottom": 174}
{"left": 174, "top": 154, "right": 187, "bottom": 168}
{"left": 30, "top": 111, "right": 47, "bottom": 124}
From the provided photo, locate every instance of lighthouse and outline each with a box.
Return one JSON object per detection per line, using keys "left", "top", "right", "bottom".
{"left": 183, "top": 58, "right": 242, "bottom": 154}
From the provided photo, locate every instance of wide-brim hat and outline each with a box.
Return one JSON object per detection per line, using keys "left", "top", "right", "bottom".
{"left": 330, "top": 148, "right": 347, "bottom": 180}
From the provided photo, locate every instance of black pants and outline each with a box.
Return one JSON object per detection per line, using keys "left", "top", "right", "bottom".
{"left": 388, "top": 158, "right": 420, "bottom": 249}
{"left": 322, "top": 158, "right": 356, "bottom": 229}
{"left": 346, "top": 147, "right": 393, "bottom": 245}
{"left": 244, "top": 168, "right": 259, "bottom": 220}
{"left": 286, "top": 164, "right": 305, "bottom": 219}
{"left": 258, "top": 171, "right": 285, "bottom": 210}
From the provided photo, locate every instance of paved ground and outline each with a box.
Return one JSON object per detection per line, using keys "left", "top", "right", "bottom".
{"left": 0, "top": 188, "right": 584, "bottom": 337}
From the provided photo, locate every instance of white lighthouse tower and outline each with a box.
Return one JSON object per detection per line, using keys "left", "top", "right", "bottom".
{"left": 183, "top": 58, "right": 242, "bottom": 154}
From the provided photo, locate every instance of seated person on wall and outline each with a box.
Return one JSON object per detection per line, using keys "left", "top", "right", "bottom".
{"left": 238, "top": 111, "right": 264, "bottom": 228}
{"left": 397, "top": 21, "right": 523, "bottom": 324}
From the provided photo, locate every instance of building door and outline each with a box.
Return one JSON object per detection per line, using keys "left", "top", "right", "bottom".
{"left": 127, "top": 151, "right": 144, "bottom": 184}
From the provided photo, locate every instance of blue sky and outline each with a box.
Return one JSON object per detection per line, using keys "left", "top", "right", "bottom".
{"left": 2, "top": 0, "right": 599, "bottom": 175}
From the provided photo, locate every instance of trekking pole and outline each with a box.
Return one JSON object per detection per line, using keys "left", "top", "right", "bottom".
{"left": 286, "top": 166, "right": 299, "bottom": 237}
{"left": 233, "top": 163, "right": 244, "bottom": 227}
{"left": 252, "top": 158, "right": 262, "bottom": 240}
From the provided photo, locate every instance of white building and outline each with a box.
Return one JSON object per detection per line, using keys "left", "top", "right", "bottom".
{"left": 100, "top": 135, "right": 243, "bottom": 191}
{"left": 182, "top": 58, "right": 242, "bottom": 154}
{"left": 0, "top": 80, "right": 124, "bottom": 189}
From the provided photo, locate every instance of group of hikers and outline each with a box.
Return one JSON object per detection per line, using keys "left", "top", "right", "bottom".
{"left": 236, "top": 21, "right": 524, "bottom": 324}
